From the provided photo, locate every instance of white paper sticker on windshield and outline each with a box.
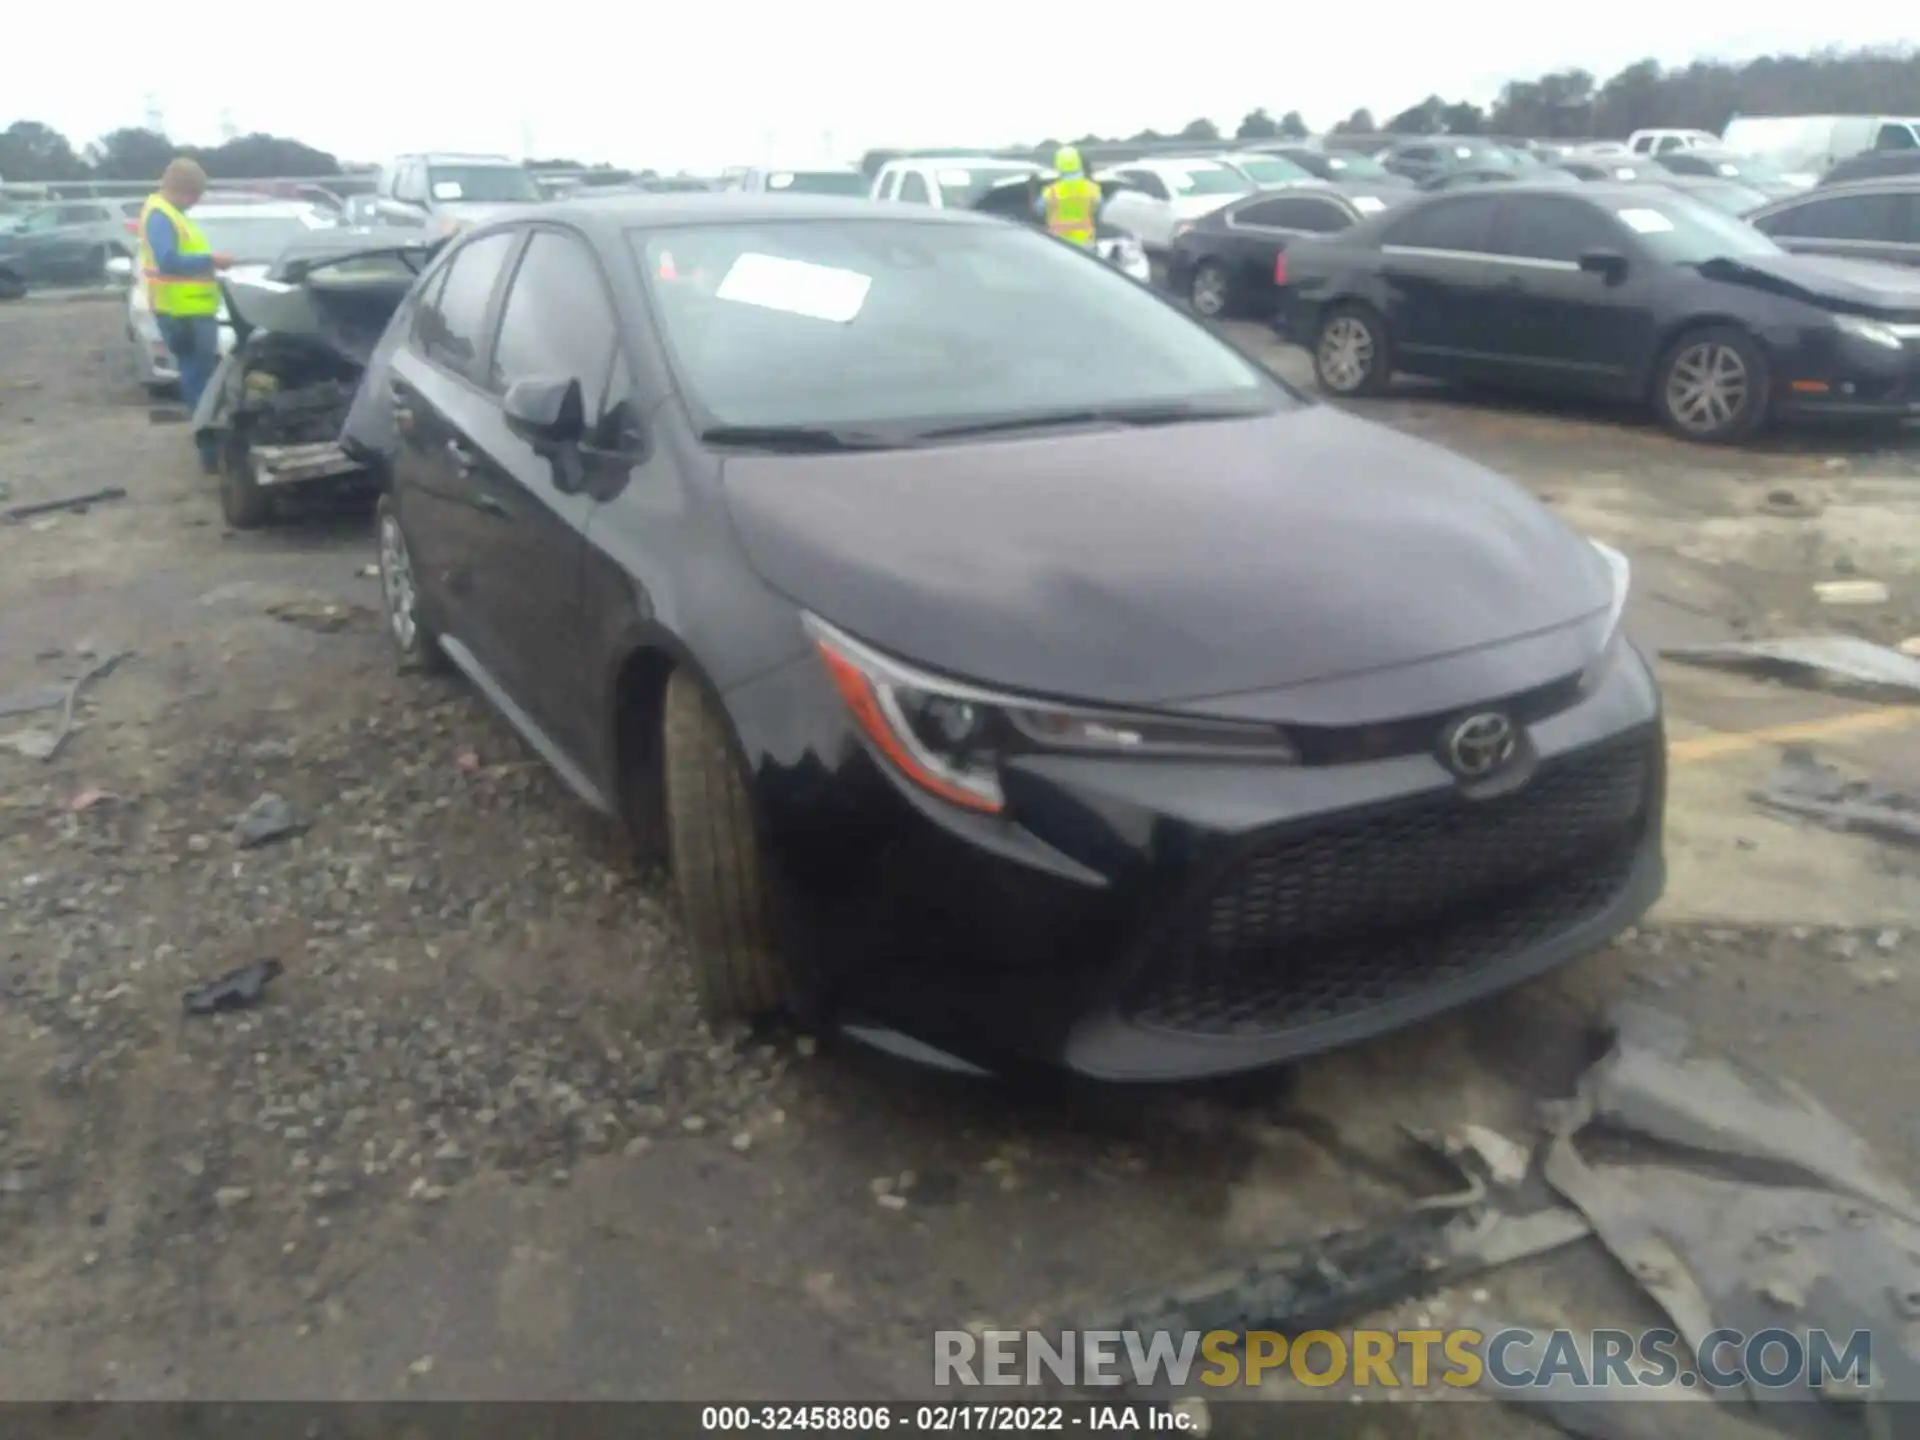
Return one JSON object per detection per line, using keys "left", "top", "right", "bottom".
{"left": 1716, "top": 162, "right": 1739, "bottom": 177}
{"left": 768, "top": 173, "right": 795, "bottom": 189}
{"left": 1351, "top": 195, "right": 1385, "bottom": 213}
{"left": 1453, "top": 146, "right": 1475, "bottom": 158}
{"left": 936, "top": 169, "right": 972, "bottom": 187}
{"left": 1616, "top": 207, "right": 1675, "bottom": 234}
{"left": 431, "top": 181, "right": 463, "bottom": 200}
{"left": 1613, "top": 167, "right": 1637, "bottom": 179}
{"left": 715, "top": 252, "right": 872, "bottom": 323}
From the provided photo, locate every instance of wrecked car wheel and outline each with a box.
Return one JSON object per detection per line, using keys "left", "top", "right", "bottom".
{"left": 1314, "top": 303, "right": 1392, "bottom": 397}
{"left": 1654, "top": 324, "right": 1770, "bottom": 443}
{"left": 376, "top": 496, "right": 449, "bottom": 674}
{"left": 662, "top": 670, "right": 786, "bottom": 1023}
{"left": 219, "top": 432, "right": 272, "bottom": 529}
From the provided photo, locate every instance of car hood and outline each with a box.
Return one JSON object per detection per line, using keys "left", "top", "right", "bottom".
{"left": 1700, "top": 250, "right": 1920, "bottom": 317}
{"left": 723, "top": 405, "right": 1611, "bottom": 710}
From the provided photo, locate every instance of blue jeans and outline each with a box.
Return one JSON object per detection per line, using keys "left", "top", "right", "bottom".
{"left": 157, "top": 314, "right": 221, "bottom": 466}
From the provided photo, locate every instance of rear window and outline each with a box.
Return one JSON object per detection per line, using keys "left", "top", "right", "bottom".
{"left": 630, "top": 219, "right": 1281, "bottom": 431}
{"left": 1164, "top": 165, "right": 1254, "bottom": 197}
{"left": 933, "top": 166, "right": 1043, "bottom": 208}
{"left": 425, "top": 165, "right": 542, "bottom": 204}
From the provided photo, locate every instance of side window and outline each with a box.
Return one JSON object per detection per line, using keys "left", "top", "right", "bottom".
{"left": 1876, "top": 124, "right": 1919, "bottom": 152}
{"left": 413, "top": 230, "right": 516, "bottom": 377}
{"left": 1238, "top": 197, "right": 1346, "bottom": 232}
{"left": 1630, "top": 136, "right": 1654, "bottom": 154}
{"left": 56, "top": 205, "right": 100, "bottom": 226}
{"left": 1896, "top": 195, "right": 1920, "bottom": 244}
{"left": 1396, "top": 147, "right": 1435, "bottom": 166}
{"left": 1754, "top": 194, "right": 1900, "bottom": 242}
{"left": 395, "top": 163, "right": 426, "bottom": 202}
{"left": 487, "top": 230, "right": 617, "bottom": 402}
{"left": 875, "top": 170, "right": 899, "bottom": 201}
{"left": 1383, "top": 197, "right": 1496, "bottom": 253}
{"left": 1490, "top": 197, "right": 1620, "bottom": 263}
{"left": 898, "top": 171, "right": 931, "bottom": 204}
{"left": 1130, "top": 171, "right": 1172, "bottom": 201}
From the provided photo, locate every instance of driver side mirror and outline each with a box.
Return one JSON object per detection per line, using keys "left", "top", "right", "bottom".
{"left": 1578, "top": 247, "right": 1629, "bottom": 281}
{"left": 503, "top": 377, "right": 584, "bottom": 455}
{"left": 106, "top": 254, "right": 134, "bottom": 283}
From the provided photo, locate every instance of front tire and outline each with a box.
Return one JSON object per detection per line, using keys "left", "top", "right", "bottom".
{"left": 1653, "top": 324, "right": 1770, "bottom": 443}
{"left": 375, "top": 494, "right": 449, "bottom": 673}
{"left": 662, "top": 671, "right": 786, "bottom": 1024}
{"left": 1189, "top": 261, "right": 1233, "bottom": 318}
{"left": 220, "top": 430, "right": 271, "bottom": 528}
{"left": 1313, "top": 302, "right": 1393, "bottom": 396}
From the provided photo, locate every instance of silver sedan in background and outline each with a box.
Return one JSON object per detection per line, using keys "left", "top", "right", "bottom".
{"left": 118, "top": 201, "right": 337, "bottom": 393}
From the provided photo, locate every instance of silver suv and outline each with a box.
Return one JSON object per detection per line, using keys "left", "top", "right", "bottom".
{"left": 367, "top": 153, "right": 544, "bottom": 234}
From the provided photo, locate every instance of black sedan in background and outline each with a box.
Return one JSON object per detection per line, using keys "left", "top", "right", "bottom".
{"left": 1554, "top": 158, "right": 1667, "bottom": 184}
{"left": 1651, "top": 174, "right": 1771, "bottom": 217}
{"left": 1650, "top": 149, "right": 1801, "bottom": 200}
{"left": 1279, "top": 183, "right": 1920, "bottom": 441}
{"left": 1423, "top": 166, "right": 1580, "bottom": 193}
{"left": 347, "top": 194, "right": 1663, "bottom": 1081}
{"left": 1167, "top": 183, "right": 1411, "bottom": 317}
{"left": 1748, "top": 178, "right": 1920, "bottom": 269}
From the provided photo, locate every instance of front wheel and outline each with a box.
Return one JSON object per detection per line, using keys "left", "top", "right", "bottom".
{"left": 662, "top": 671, "right": 786, "bottom": 1024}
{"left": 1313, "top": 303, "right": 1393, "bottom": 396}
{"left": 220, "top": 430, "right": 271, "bottom": 529}
{"left": 1653, "top": 325, "right": 1770, "bottom": 443}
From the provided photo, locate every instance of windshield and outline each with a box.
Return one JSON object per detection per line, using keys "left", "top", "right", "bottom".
{"left": 1708, "top": 154, "right": 1788, "bottom": 184}
{"left": 934, "top": 166, "right": 1043, "bottom": 208}
{"left": 1165, "top": 165, "right": 1253, "bottom": 196}
{"left": 767, "top": 170, "right": 869, "bottom": 197}
{"left": 193, "top": 215, "right": 329, "bottom": 263}
{"left": 631, "top": 219, "right": 1281, "bottom": 433}
{"left": 1601, "top": 192, "right": 1781, "bottom": 264}
{"left": 1229, "top": 155, "right": 1314, "bottom": 184}
{"left": 426, "top": 165, "right": 543, "bottom": 204}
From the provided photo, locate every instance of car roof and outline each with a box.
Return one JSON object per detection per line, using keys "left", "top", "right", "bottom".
{"left": 484, "top": 193, "right": 993, "bottom": 230}
{"left": 1230, "top": 180, "right": 1410, "bottom": 204}
{"left": 886, "top": 155, "right": 1039, "bottom": 169}
{"left": 1126, "top": 156, "right": 1233, "bottom": 171}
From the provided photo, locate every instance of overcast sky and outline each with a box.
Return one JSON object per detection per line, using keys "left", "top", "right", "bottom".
{"left": 10, "top": 7, "right": 1915, "bottom": 172}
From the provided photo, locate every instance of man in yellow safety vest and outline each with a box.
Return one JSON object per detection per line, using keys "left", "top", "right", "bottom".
{"left": 1039, "top": 146, "right": 1102, "bottom": 250}
{"left": 139, "top": 157, "right": 234, "bottom": 469}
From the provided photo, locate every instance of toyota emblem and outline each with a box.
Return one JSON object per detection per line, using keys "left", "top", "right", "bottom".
{"left": 1442, "top": 711, "right": 1518, "bottom": 779}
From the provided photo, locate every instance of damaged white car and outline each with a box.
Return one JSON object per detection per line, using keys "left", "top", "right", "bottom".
{"left": 190, "top": 228, "right": 439, "bottom": 528}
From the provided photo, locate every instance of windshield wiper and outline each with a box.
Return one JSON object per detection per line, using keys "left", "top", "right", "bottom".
{"left": 698, "top": 424, "right": 906, "bottom": 453}
{"left": 912, "top": 401, "right": 1267, "bottom": 441}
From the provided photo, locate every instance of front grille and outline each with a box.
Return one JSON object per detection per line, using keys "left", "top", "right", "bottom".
{"left": 1122, "top": 738, "right": 1652, "bottom": 1037}
{"left": 1289, "top": 671, "right": 1585, "bottom": 766}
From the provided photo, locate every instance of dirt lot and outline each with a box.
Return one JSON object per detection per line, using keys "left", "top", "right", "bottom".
{"left": 1, "top": 294, "right": 1916, "bottom": 1414}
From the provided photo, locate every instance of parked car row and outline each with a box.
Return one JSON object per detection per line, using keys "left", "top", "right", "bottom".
{"left": 174, "top": 188, "right": 1664, "bottom": 1082}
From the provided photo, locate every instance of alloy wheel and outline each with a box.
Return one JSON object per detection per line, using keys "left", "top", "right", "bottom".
{"left": 378, "top": 511, "right": 418, "bottom": 652}
{"left": 1664, "top": 341, "right": 1749, "bottom": 435}
{"left": 1191, "top": 265, "right": 1229, "bottom": 317}
{"left": 1318, "top": 316, "right": 1375, "bottom": 392}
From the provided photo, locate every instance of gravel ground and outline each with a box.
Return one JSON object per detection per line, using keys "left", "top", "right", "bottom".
{"left": 0, "top": 295, "right": 1916, "bottom": 1420}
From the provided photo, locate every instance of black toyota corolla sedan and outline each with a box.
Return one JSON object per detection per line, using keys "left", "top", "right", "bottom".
{"left": 1280, "top": 183, "right": 1920, "bottom": 442}
{"left": 342, "top": 194, "right": 1665, "bottom": 1082}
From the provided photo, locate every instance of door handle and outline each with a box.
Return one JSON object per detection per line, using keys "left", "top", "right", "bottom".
{"left": 446, "top": 439, "right": 477, "bottom": 472}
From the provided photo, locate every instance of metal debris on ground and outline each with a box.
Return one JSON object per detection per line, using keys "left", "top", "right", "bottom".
{"left": 0, "top": 681, "right": 68, "bottom": 719}
{"left": 1, "top": 486, "right": 129, "bottom": 525}
{"left": 1661, "top": 635, "right": 1920, "bottom": 699}
{"left": 0, "top": 650, "right": 131, "bottom": 761}
{"left": 1078, "top": 1122, "right": 1589, "bottom": 1358}
{"left": 1753, "top": 746, "right": 1920, "bottom": 850}
{"left": 1536, "top": 1001, "right": 1920, "bottom": 1421}
{"left": 232, "top": 792, "right": 306, "bottom": 848}
{"left": 182, "top": 959, "right": 284, "bottom": 1016}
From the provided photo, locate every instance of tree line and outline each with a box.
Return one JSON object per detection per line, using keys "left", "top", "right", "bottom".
{"left": 0, "top": 123, "right": 342, "bottom": 183}
{"left": 1039, "top": 44, "right": 1920, "bottom": 149}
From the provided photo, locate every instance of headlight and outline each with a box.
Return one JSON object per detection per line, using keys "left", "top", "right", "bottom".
{"left": 803, "top": 614, "right": 1299, "bottom": 815}
{"left": 1590, "top": 538, "right": 1631, "bottom": 644}
{"left": 1832, "top": 314, "right": 1903, "bottom": 351}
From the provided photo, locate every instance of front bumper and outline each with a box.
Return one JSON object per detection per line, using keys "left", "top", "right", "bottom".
{"left": 745, "top": 639, "right": 1666, "bottom": 1081}
{"left": 1773, "top": 326, "right": 1920, "bottom": 419}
